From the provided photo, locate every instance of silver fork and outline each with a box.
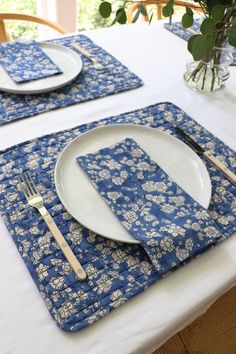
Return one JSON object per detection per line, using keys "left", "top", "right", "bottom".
{"left": 18, "top": 172, "right": 86, "bottom": 281}
{"left": 72, "top": 43, "right": 106, "bottom": 70}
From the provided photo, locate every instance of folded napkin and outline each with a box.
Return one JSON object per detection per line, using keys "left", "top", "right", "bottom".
{"left": 0, "top": 38, "right": 62, "bottom": 83}
{"left": 77, "top": 138, "right": 221, "bottom": 272}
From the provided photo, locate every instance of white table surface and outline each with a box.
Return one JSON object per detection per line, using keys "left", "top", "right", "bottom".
{"left": 1, "top": 22, "right": 236, "bottom": 354}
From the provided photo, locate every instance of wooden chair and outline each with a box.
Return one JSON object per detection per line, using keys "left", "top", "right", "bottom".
{"left": 126, "top": 1, "right": 203, "bottom": 23}
{"left": 0, "top": 13, "right": 68, "bottom": 42}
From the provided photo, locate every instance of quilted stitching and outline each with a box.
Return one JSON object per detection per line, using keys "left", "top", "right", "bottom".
{"left": 0, "top": 102, "right": 236, "bottom": 331}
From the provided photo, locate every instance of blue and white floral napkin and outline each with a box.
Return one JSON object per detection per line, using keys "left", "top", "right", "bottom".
{"left": 0, "top": 38, "right": 62, "bottom": 83}
{"left": 77, "top": 138, "right": 221, "bottom": 271}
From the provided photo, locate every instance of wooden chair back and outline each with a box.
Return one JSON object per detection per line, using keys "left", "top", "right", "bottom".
{"left": 0, "top": 12, "right": 67, "bottom": 42}
{"left": 126, "top": 1, "right": 203, "bottom": 23}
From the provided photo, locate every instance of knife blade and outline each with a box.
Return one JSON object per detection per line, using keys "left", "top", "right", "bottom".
{"left": 173, "top": 125, "right": 236, "bottom": 186}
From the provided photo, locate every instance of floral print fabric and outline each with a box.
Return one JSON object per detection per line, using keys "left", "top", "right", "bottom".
{"left": 164, "top": 19, "right": 236, "bottom": 65}
{"left": 0, "top": 102, "right": 236, "bottom": 332}
{"left": 0, "top": 34, "right": 142, "bottom": 126}
{"left": 77, "top": 138, "right": 221, "bottom": 271}
{"left": 0, "top": 39, "right": 62, "bottom": 83}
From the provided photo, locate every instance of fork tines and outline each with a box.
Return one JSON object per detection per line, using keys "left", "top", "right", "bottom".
{"left": 19, "top": 172, "right": 38, "bottom": 198}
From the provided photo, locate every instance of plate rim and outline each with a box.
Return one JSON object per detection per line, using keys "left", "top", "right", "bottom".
{"left": 54, "top": 124, "right": 212, "bottom": 244}
{"left": 0, "top": 42, "right": 83, "bottom": 95}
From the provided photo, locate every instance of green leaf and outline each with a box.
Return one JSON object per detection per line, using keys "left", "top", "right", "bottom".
{"left": 232, "top": 8, "right": 236, "bottom": 16}
{"left": 191, "top": 35, "right": 215, "bottom": 61}
{"left": 140, "top": 6, "right": 148, "bottom": 17}
{"left": 148, "top": 12, "right": 154, "bottom": 25}
{"left": 205, "top": 35, "right": 215, "bottom": 52}
{"left": 115, "top": 8, "right": 127, "bottom": 24}
{"left": 192, "top": 36, "right": 206, "bottom": 60}
{"left": 162, "top": 2, "right": 174, "bottom": 17}
{"left": 228, "top": 25, "right": 236, "bottom": 46}
{"left": 186, "top": 6, "right": 193, "bottom": 16}
{"left": 182, "top": 13, "right": 193, "bottom": 28}
{"left": 187, "top": 34, "right": 200, "bottom": 54}
{"left": 132, "top": 7, "right": 142, "bottom": 23}
{"left": 200, "top": 18, "right": 216, "bottom": 34}
{"left": 99, "top": 1, "right": 112, "bottom": 18}
{"left": 111, "top": 17, "right": 117, "bottom": 26}
{"left": 232, "top": 17, "right": 236, "bottom": 26}
{"left": 211, "top": 4, "right": 225, "bottom": 22}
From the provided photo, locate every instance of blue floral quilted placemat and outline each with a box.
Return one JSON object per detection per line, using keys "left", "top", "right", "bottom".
{"left": 0, "top": 34, "right": 142, "bottom": 126}
{"left": 0, "top": 102, "right": 236, "bottom": 332}
{"left": 164, "top": 19, "right": 236, "bottom": 65}
{"left": 0, "top": 39, "right": 62, "bottom": 83}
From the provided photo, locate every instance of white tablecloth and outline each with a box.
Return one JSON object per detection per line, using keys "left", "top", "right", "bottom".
{"left": 1, "top": 22, "right": 236, "bottom": 354}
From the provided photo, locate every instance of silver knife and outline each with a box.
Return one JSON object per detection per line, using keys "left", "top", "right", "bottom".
{"left": 173, "top": 125, "right": 236, "bottom": 185}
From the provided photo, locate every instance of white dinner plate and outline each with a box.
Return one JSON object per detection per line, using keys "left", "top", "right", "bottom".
{"left": 0, "top": 43, "right": 83, "bottom": 94}
{"left": 54, "top": 124, "right": 212, "bottom": 244}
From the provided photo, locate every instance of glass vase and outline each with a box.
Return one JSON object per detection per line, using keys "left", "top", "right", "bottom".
{"left": 184, "top": 45, "right": 233, "bottom": 93}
